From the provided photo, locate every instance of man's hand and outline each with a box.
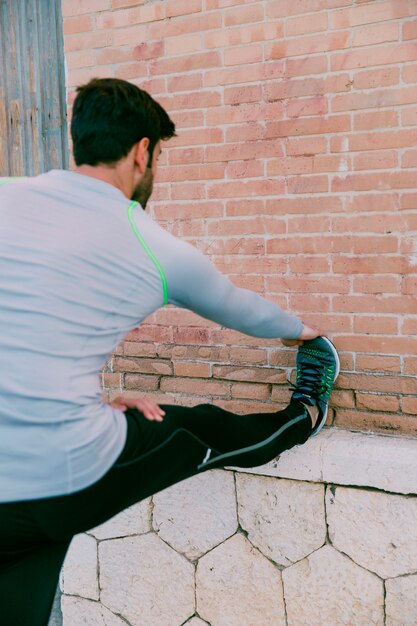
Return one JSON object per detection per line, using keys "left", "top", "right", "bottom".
{"left": 281, "top": 323, "right": 321, "bottom": 348}
{"left": 109, "top": 396, "right": 166, "bottom": 422}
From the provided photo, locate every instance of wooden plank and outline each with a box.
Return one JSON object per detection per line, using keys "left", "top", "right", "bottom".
{"left": 0, "top": 0, "right": 68, "bottom": 176}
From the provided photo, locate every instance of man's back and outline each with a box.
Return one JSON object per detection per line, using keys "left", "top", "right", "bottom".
{"left": 0, "top": 170, "right": 164, "bottom": 502}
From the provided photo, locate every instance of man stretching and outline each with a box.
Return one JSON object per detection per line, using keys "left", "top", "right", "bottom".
{"left": 0, "top": 78, "right": 339, "bottom": 626}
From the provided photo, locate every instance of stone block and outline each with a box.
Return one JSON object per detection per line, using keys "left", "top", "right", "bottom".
{"left": 99, "top": 534, "right": 195, "bottom": 626}
{"left": 153, "top": 469, "right": 238, "bottom": 559}
{"left": 62, "top": 534, "right": 98, "bottom": 600}
{"left": 196, "top": 534, "right": 286, "bottom": 626}
{"left": 89, "top": 499, "right": 151, "bottom": 540}
{"left": 321, "top": 430, "right": 417, "bottom": 495}
{"left": 386, "top": 574, "right": 417, "bottom": 626}
{"left": 283, "top": 545, "right": 384, "bottom": 626}
{"left": 236, "top": 473, "right": 326, "bottom": 566}
{"left": 62, "top": 596, "right": 126, "bottom": 625}
{"left": 326, "top": 486, "right": 417, "bottom": 577}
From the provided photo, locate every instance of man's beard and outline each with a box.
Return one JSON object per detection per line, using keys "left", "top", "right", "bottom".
{"left": 131, "top": 166, "right": 154, "bottom": 209}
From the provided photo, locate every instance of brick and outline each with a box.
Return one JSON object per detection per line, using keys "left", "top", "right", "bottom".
{"left": 212, "top": 365, "right": 287, "bottom": 384}
{"left": 64, "top": 30, "right": 113, "bottom": 52}
{"left": 113, "top": 61, "right": 147, "bottom": 80}
{"left": 404, "top": 357, "right": 417, "bottom": 375}
{"left": 351, "top": 21, "right": 399, "bottom": 47}
{"left": 336, "top": 333, "right": 417, "bottom": 355}
{"left": 125, "top": 325, "right": 173, "bottom": 343}
{"left": 158, "top": 163, "right": 224, "bottom": 183}
{"left": 331, "top": 42, "right": 417, "bottom": 72}
{"left": 267, "top": 0, "right": 350, "bottom": 19}
{"left": 402, "top": 149, "right": 417, "bottom": 168}
{"left": 173, "top": 327, "right": 211, "bottom": 345}
{"left": 332, "top": 171, "right": 417, "bottom": 193}
{"left": 288, "top": 214, "right": 330, "bottom": 234}
{"left": 113, "top": 358, "right": 173, "bottom": 375}
{"left": 352, "top": 277, "right": 400, "bottom": 296}
{"left": 267, "top": 276, "right": 350, "bottom": 295}
{"left": 160, "top": 377, "right": 229, "bottom": 396}
{"left": 154, "top": 201, "right": 223, "bottom": 220}
{"left": 351, "top": 109, "right": 399, "bottom": 131}
{"left": 285, "top": 55, "right": 328, "bottom": 78}
{"left": 123, "top": 342, "right": 158, "bottom": 358}
{"left": 66, "top": 50, "right": 96, "bottom": 69}
{"left": 403, "top": 64, "right": 417, "bottom": 84}
{"left": 102, "top": 373, "right": 122, "bottom": 388}
{"left": 229, "top": 348, "right": 267, "bottom": 365}
{"left": 334, "top": 294, "right": 416, "bottom": 315}
{"left": 166, "top": 0, "right": 202, "bottom": 18}
{"left": 204, "top": 61, "right": 285, "bottom": 87}
{"left": 224, "top": 4, "right": 264, "bottom": 27}
{"left": 208, "top": 216, "right": 283, "bottom": 238}
{"left": 289, "top": 294, "right": 330, "bottom": 313}
{"left": 165, "top": 34, "right": 203, "bottom": 56}
{"left": 231, "top": 383, "right": 270, "bottom": 400}
{"left": 332, "top": 85, "right": 417, "bottom": 113}
{"left": 207, "top": 179, "right": 285, "bottom": 199}
{"left": 402, "top": 397, "right": 417, "bottom": 415}
{"left": 286, "top": 175, "right": 328, "bottom": 194}
{"left": 286, "top": 136, "right": 327, "bottom": 156}
{"left": 174, "top": 362, "right": 211, "bottom": 378}
{"left": 96, "top": 47, "right": 132, "bottom": 65}
{"left": 206, "top": 22, "right": 283, "bottom": 49}
{"left": 402, "top": 317, "right": 417, "bottom": 335}
{"left": 286, "top": 12, "right": 328, "bottom": 36}
{"left": 335, "top": 410, "right": 417, "bottom": 437}
{"left": 330, "top": 1, "right": 417, "bottom": 29}
{"left": 124, "top": 374, "right": 160, "bottom": 391}
{"left": 199, "top": 237, "right": 264, "bottom": 256}
{"left": 62, "top": 0, "right": 111, "bottom": 17}
{"left": 207, "top": 101, "right": 285, "bottom": 126}
{"left": 151, "top": 51, "right": 221, "bottom": 75}
{"left": 63, "top": 15, "right": 95, "bottom": 34}
{"left": 331, "top": 389, "right": 355, "bottom": 409}
{"left": 337, "top": 372, "right": 417, "bottom": 395}
{"left": 225, "top": 161, "right": 264, "bottom": 179}
{"left": 265, "top": 115, "right": 351, "bottom": 139}
{"left": 226, "top": 123, "right": 266, "bottom": 142}
{"left": 133, "top": 41, "right": 164, "bottom": 60}
{"left": 287, "top": 96, "right": 328, "bottom": 118}
{"left": 353, "top": 67, "right": 400, "bottom": 90}
{"left": 356, "top": 393, "right": 400, "bottom": 413}
{"left": 403, "top": 18, "right": 417, "bottom": 40}
{"left": 267, "top": 31, "right": 349, "bottom": 59}
{"left": 356, "top": 355, "right": 401, "bottom": 374}
{"left": 148, "top": 12, "right": 221, "bottom": 38}
{"left": 353, "top": 150, "right": 398, "bottom": 171}
{"left": 290, "top": 256, "right": 330, "bottom": 274}
{"left": 214, "top": 399, "right": 278, "bottom": 414}
{"left": 224, "top": 44, "right": 263, "bottom": 66}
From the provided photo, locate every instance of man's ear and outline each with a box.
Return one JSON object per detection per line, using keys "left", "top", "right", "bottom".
{"left": 134, "top": 137, "right": 150, "bottom": 174}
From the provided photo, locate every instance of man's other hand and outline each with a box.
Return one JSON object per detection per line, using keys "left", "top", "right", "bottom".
{"left": 281, "top": 323, "right": 321, "bottom": 348}
{"left": 109, "top": 396, "right": 166, "bottom": 422}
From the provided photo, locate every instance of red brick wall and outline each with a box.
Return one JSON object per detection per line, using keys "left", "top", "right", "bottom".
{"left": 62, "top": 0, "right": 417, "bottom": 435}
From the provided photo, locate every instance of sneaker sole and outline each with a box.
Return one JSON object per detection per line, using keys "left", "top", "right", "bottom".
{"left": 311, "top": 336, "right": 340, "bottom": 437}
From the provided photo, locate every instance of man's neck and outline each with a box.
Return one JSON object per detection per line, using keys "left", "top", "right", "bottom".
{"left": 74, "top": 164, "right": 131, "bottom": 199}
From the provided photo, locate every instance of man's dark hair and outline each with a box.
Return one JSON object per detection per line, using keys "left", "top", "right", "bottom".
{"left": 71, "top": 78, "right": 176, "bottom": 167}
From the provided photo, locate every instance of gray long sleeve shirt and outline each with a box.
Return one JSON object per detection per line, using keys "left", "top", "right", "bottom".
{"left": 0, "top": 170, "right": 302, "bottom": 502}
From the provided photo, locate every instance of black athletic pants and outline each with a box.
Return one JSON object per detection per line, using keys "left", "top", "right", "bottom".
{"left": 0, "top": 400, "right": 311, "bottom": 626}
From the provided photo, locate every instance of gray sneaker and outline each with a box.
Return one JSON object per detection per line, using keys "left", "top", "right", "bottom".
{"left": 291, "top": 336, "right": 340, "bottom": 436}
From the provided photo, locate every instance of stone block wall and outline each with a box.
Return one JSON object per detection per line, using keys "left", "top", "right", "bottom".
{"left": 60, "top": 430, "right": 417, "bottom": 625}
